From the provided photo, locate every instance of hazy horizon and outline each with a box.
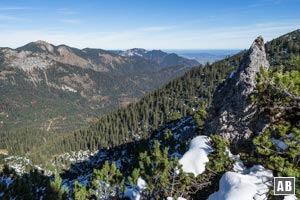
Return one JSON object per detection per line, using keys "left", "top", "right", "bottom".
{"left": 0, "top": 0, "right": 299, "bottom": 49}
{"left": 1, "top": 40, "right": 243, "bottom": 52}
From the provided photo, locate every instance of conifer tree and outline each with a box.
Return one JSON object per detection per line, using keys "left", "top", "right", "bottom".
{"left": 89, "top": 161, "right": 124, "bottom": 199}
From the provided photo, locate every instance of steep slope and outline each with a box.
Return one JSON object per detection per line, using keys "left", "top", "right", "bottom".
{"left": 266, "top": 29, "right": 300, "bottom": 65}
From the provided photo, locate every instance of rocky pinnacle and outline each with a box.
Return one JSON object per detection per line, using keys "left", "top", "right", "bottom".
{"left": 204, "top": 36, "right": 270, "bottom": 144}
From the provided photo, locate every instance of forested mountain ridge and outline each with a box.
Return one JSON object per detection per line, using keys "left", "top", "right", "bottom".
{"left": 0, "top": 41, "right": 198, "bottom": 132}
{"left": 0, "top": 30, "right": 300, "bottom": 200}
{"left": 266, "top": 29, "right": 300, "bottom": 65}
{"left": 1, "top": 30, "right": 299, "bottom": 167}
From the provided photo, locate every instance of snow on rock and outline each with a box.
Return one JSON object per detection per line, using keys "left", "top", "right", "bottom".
{"left": 179, "top": 136, "right": 213, "bottom": 176}
{"left": 61, "top": 85, "right": 77, "bottom": 93}
{"left": 226, "top": 148, "right": 246, "bottom": 173}
{"left": 4, "top": 156, "right": 31, "bottom": 174}
{"left": 137, "top": 177, "right": 147, "bottom": 190}
{"left": 208, "top": 165, "right": 273, "bottom": 200}
{"left": 176, "top": 197, "right": 187, "bottom": 200}
{"left": 124, "top": 177, "right": 147, "bottom": 200}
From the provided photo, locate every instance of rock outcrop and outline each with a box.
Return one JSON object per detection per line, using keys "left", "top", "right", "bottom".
{"left": 204, "top": 36, "right": 270, "bottom": 144}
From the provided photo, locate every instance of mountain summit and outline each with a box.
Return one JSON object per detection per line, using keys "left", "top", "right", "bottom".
{"left": 120, "top": 48, "right": 199, "bottom": 68}
{"left": 204, "top": 36, "right": 270, "bottom": 144}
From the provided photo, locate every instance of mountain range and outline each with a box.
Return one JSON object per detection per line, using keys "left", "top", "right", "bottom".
{"left": 0, "top": 41, "right": 199, "bottom": 132}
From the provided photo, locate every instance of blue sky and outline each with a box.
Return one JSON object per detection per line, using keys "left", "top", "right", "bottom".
{"left": 0, "top": 0, "right": 299, "bottom": 49}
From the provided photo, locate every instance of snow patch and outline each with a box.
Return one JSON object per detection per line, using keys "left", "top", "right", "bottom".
{"left": 137, "top": 177, "right": 147, "bottom": 190}
{"left": 61, "top": 85, "right": 77, "bottom": 93}
{"left": 121, "top": 49, "right": 148, "bottom": 57}
{"left": 4, "top": 156, "right": 31, "bottom": 174}
{"left": 124, "top": 177, "right": 147, "bottom": 200}
{"left": 179, "top": 136, "right": 213, "bottom": 176}
{"left": 226, "top": 148, "right": 246, "bottom": 173}
{"left": 214, "top": 149, "right": 274, "bottom": 200}
{"left": 208, "top": 165, "right": 273, "bottom": 200}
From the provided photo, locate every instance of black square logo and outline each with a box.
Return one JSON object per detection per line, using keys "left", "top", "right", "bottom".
{"left": 274, "top": 177, "right": 295, "bottom": 195}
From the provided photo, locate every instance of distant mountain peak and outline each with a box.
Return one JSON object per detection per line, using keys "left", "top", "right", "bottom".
{"left": 17, "top": 40, "right": 55, "bottom": 53}
{"left": 119, "top": 48, "right": 199, "bottom": 68}
{"left": 34, "top": 40, "right": 52, "bottom": 45}
{"left": 120, "top": 48, "right": 148, "bottom": 57}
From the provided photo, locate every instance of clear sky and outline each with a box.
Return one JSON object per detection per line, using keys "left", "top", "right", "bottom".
{"left": 0, "top": 0, "right": 300, "bottom": 49}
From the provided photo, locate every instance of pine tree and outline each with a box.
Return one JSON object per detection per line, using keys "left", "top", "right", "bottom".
{"left": 89, "top": 161, "right": 124, "bottom": 199}
{"left": 49, "top": 173, "right": 69, "bottom": 200}
{"left": 133, "top": 140, "right": 191, "bottom": 199}
{"left": 73, "top": 181, "right": 88, "bottom": 200}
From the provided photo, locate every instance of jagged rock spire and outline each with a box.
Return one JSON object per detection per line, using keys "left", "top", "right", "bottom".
{"left": 204, "top": 36, "right": 270, "bottom": 144}
{"left": 236, "top": 36, "right": 269, "bottom": 94}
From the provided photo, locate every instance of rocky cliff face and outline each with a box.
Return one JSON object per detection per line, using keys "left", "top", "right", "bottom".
{"left": 204, "top": 36, "right": 270, "bottom": 144}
